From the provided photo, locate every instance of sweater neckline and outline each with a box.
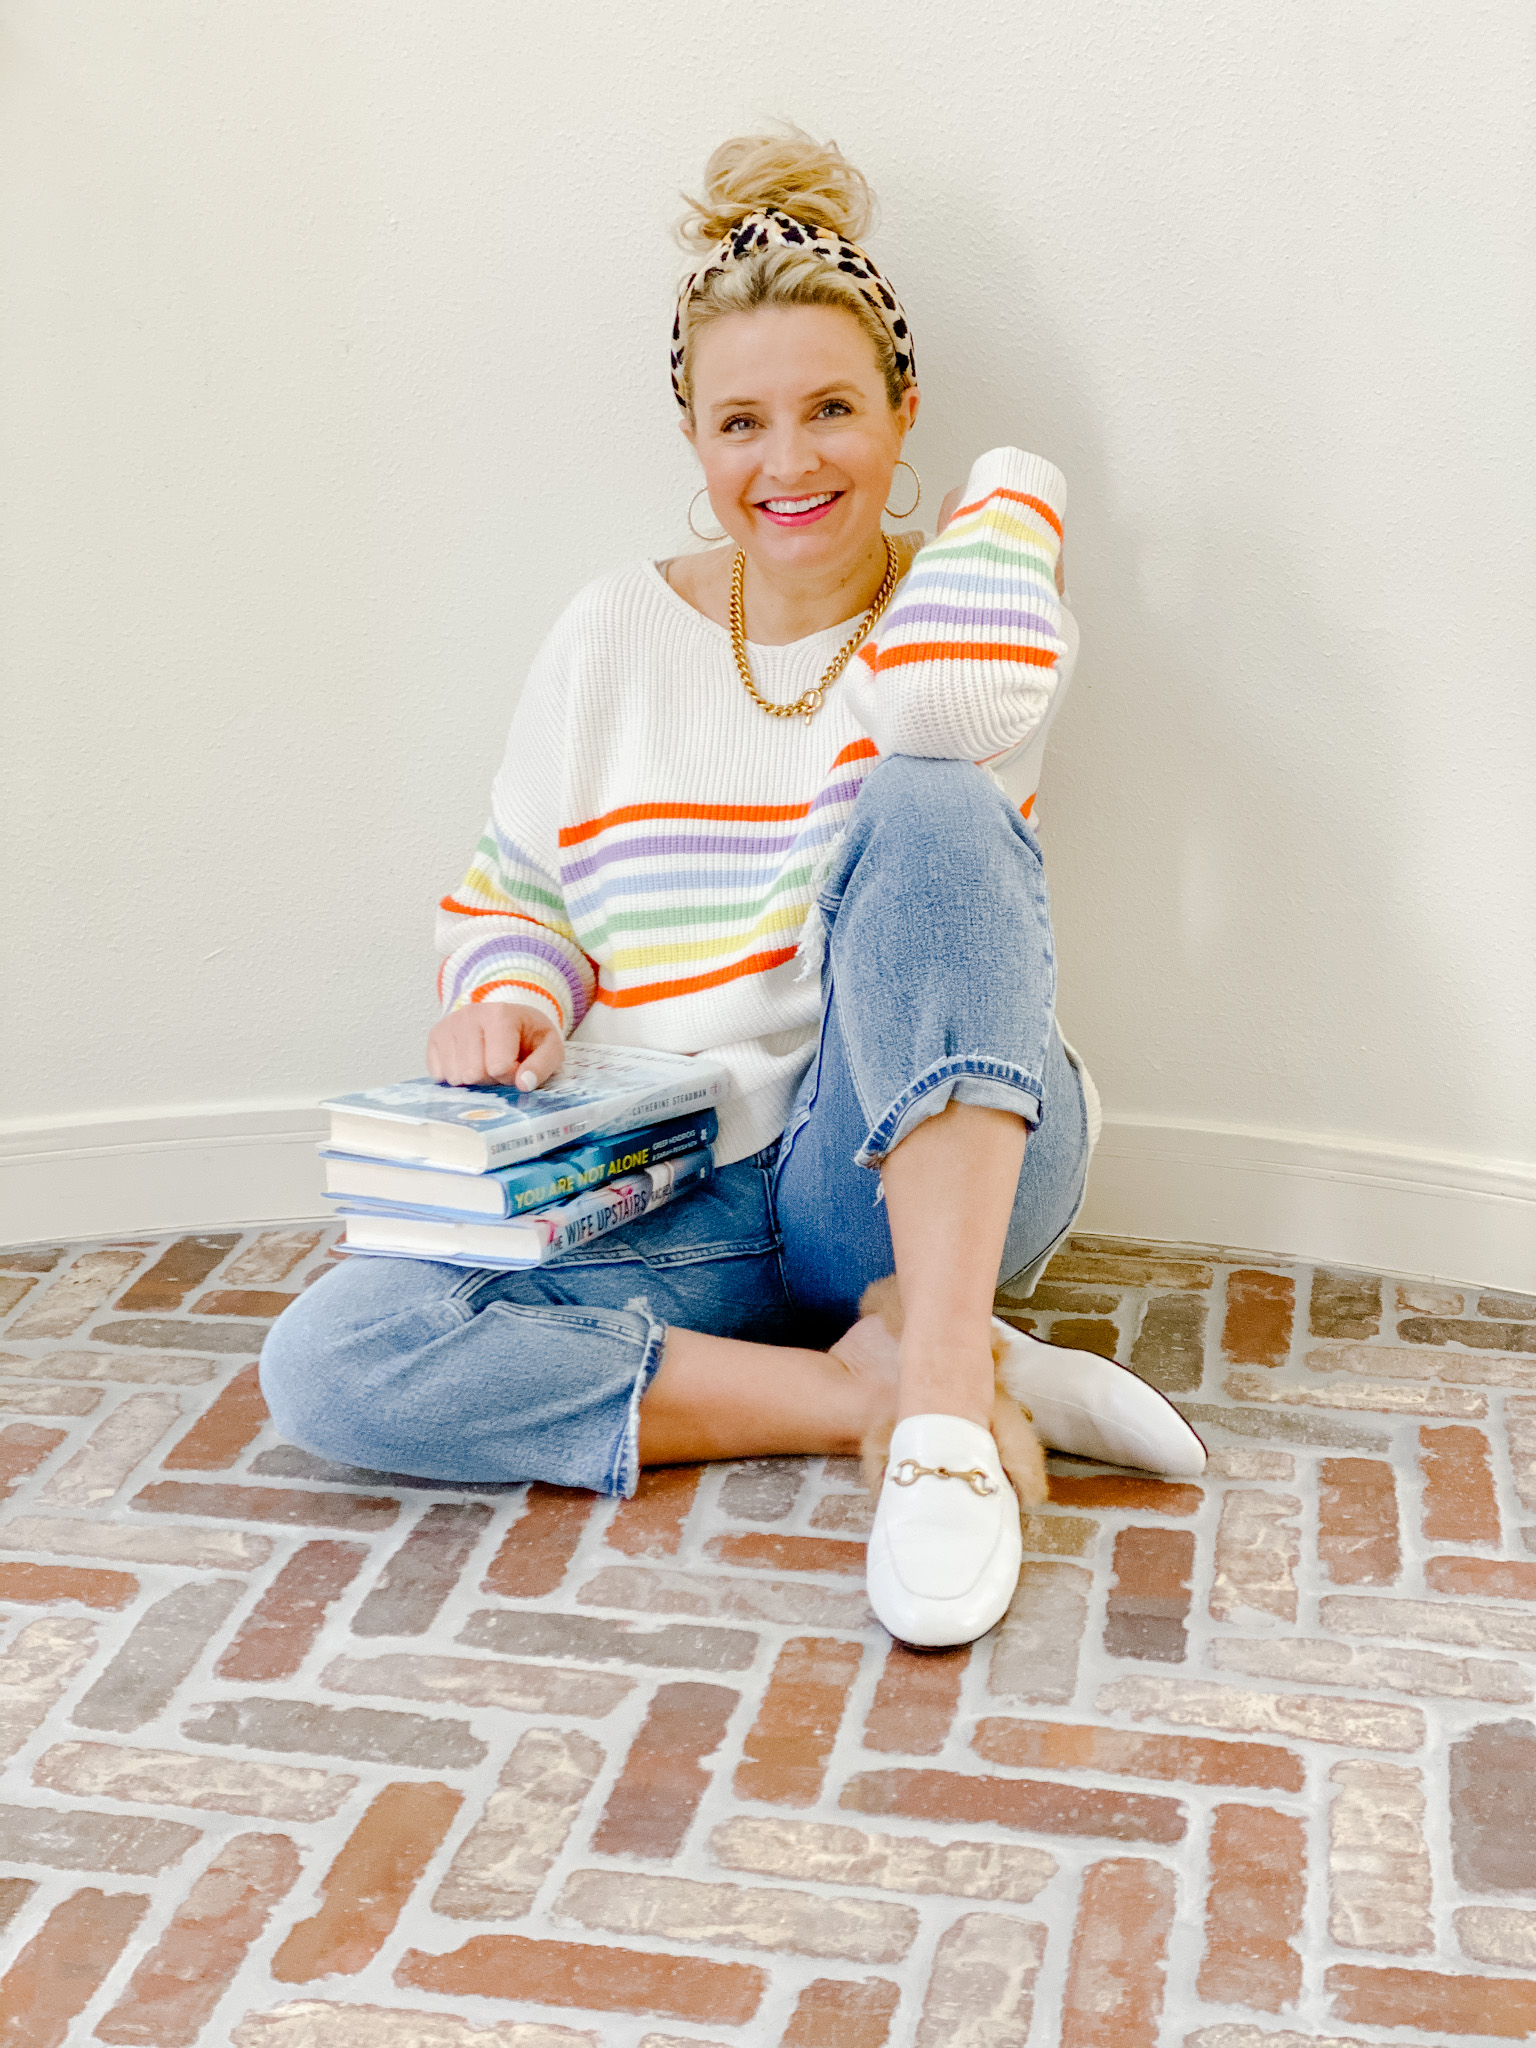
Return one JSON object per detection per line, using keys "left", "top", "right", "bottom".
{"left": 642, "top": 550, "right": 923, "bottom": 657}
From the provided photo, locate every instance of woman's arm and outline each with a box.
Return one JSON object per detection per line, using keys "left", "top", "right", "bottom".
{"left": 429, "top": 617, "right": 596, "bottom": 1088}
{"left": 846, "top": 447, "right": 1068, "bottom": 762}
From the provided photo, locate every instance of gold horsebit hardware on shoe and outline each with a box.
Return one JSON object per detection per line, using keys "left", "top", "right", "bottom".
{"left": 889, "top": 1458, "right": 999, "bottom": 1497}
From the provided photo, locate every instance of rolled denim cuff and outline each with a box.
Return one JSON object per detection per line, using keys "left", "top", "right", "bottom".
{"left": 855, "top": 1056, "right": 1043, "bottom": 1168}
{"left": 605, "top": 1294, "right": 670, "bottom": 1498}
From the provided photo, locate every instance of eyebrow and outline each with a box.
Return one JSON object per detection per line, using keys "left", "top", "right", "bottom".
{"left": 707, "top": 381, "right": 862, "bottom": 416}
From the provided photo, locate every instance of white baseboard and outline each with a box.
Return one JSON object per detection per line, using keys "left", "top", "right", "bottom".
{"left": 1079, "top": 1116, "right": 1536, "bottom": 1293}
{"left": 2, "top": 1101, "right": 1533, "bottom": 1292}
{"left": 0, "top": 1102, "right": 331, "bottom": 1247}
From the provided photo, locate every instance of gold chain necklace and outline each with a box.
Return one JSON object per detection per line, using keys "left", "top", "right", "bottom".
{"left": 728, "top": 536, "right": 901, "bottom": 726}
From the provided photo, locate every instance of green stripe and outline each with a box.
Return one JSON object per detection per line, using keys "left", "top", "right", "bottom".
{"left": 577, "top": 862, "right": 817, "bottom": 948}
{"left": 927, "top": 537, "right": 1054, "bottom": 571}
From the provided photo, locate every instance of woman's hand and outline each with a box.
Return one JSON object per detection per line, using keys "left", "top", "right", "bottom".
{"left": 427, "top": 1003, "right": 566, "bottom": 1092}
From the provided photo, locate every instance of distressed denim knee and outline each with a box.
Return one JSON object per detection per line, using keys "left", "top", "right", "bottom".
{"left": 814, "top": 752, "right": 1060, "bottom": 1164}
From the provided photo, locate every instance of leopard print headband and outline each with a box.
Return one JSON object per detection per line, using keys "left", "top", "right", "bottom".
{"left": 670, "top": 206, "right": 916, "bottom": 411}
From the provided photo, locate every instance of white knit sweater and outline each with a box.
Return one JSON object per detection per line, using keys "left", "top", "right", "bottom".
{"left": 437, "top": 447, "right": 1084, "bottom": 1166}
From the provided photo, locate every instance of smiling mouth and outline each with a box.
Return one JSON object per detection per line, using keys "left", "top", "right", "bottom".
{"left": 755, "top": 489, "right": 844, "bottom": 526}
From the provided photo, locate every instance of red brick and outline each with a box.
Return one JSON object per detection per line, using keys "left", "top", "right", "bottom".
{"left": 1060, "top": 1857, "right": 1177, "bottom": 2046}
{"left": 842, "top": 1767, "right": 1185, "bottom": 1844}
{"left": 216, "top": 1540, "right": 368, "bottom": 1681}
{"left": 353, "top": 1502, "right": 493, "bottom": 1635}
{"left": 73, "top": 1577, "right": 245, "bottom": 1732}
{"left": 735, "top": 1636, "right": 863, "bottom": 1805}
{"left": 594, "top": 1681, "right": 738, "bottom": 1856}
{"left": 1319, "top": 1458, "right": 1400, "bottom": 1585}
{"left": 706, "top": 1532, "right": 866, "bottom": 1575}
{"left": 183, "top": 1694, "right": 485, "bottom": 1769}
{"left": 192, "top": 1290, "right": 297, "bottom": 1317}
{"left": 0, "top": 1248, "right": 64, "bottom": 1272}
{"left": 1450, "top": 1718, "right": 1536, "bottom": 1891}
{"left": 1104, "top": 1526, "right": 1194, "bottom": 1662}
{"left": 0, "top": 1423, "right": 66, "bottom": 1502}
{"left": 1048, "top": 1474, "right": 1202, "bottom": 1515}
{"left": 1420, "top": 1425, "right": 1500, "bottom": 1544}
{"left": 1311, "top": 1268, "right": 1382, "bottom": 1339}
{"left": 914, "top": 1912, "right": 1044, "bottom": 2045}
{"left": 1046, "top": 1318, "right": 1120, "bottom": 1358}
{"left": 221, "top": 1230, "right": 325, "bottom": 1286}
{"left": 1223, "top": 1269, "right": 1294, "bottom": 1368}
{"left": 5, "top": 1247, "right": 143, "bottom": 1339}
{"left": 0, "top": 1886, "right": 148, "bottom": 2046}
{"left": 481, "top": 1484, "right": 594, "bottom": 1597}
{"left": 971, "top": 1717, "right": 1304, "bottom": 1791}
{"left": 395, "top": 1935, "right": 766, "bottom": 2024}
{"left": 115, "top": 1234, "right": 238, "bottom": 1311}
{"left": 1326, "top": 1964, "right": 1536, "bottom": 2037}
{"left": 132, "top": 1480, "right": 398, "bottom": 1530}
{"left": 1428, "top": 1556, "right": 1536, "bottom": 1600}
{"left": 162, "top": 1363, "right": 269, "bottom": 1469}
{"left": 863, "top": 1642, "right": 969, "bottom": 1754}
{"left": 95, "top": 1832, "right": 302, "bottom": 2045}
{"left": 720, "top": 1458, "right": 804, "bottom": 1521}
{"left": 0, "top": 1879, "right": 34, "bottom": 1932}
{"left": 608, "top": 1465, "right": 703, "bottom": 1556}
{"left": 1197, "top": 1803, "right": 1305, "bottom": 2011}
{"left": 783, "top": 1975, "right": 900, "bottom": 2046}
{"left": 1129, "top": 1294, "right": 1207, "bottom": 1393}
{"left": 1043, "top": 1246, "right": 1213, "bottom": 1289}
{"left": 0, "top": 1562, "right": 136, "bottom": 1609}
{"left": 272, "top": 1780, "right": 462, "bottom": 1981}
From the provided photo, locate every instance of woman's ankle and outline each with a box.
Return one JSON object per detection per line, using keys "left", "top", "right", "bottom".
{"left": 894, "top": 1339, "right": 996, "bottom": 1430}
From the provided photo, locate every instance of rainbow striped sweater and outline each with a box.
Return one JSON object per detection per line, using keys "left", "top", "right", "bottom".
{"left": 437, "top": 447, "right": 1075, "bottom": 1164}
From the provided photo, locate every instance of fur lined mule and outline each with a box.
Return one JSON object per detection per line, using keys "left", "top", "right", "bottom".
{"left": 856, "top": 1275, "right": 1049, "bottom": 1509}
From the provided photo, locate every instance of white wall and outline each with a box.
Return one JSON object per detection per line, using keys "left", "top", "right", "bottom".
{"left": 4, "top": 1, "right": 1534, "bottom": 1281}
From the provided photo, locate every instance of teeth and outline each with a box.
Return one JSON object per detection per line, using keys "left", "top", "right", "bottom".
{"left": 763, "top": 492, "right": 837, "bottom": 514}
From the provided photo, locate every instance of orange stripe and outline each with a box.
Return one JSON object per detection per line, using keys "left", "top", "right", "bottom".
{"left": 559, "top": 747, "right": 880, "bottom": 847}
{"left": 876, "top": 641, "right": 1058, "bottom": 671}
{"left": 437, "top": 895, "right": 551, "bottom": 922}
{"left": 1021, "top": 793, "right": 1035, "bottom": 818}
{"left": 592, "top": 945, "right": 798, "bottom": 1009}
{"left": 470, "top": 977, "right": 567, "bottom": 1013}
{"left": 832, "top": 736, "right": 878, "bottom": 766}
{"left": 949, "top": 487, "right": 1063, "bottom": 538}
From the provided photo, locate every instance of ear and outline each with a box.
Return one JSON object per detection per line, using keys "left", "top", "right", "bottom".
{"left": 679, "top": 412, "right": 697, "bottom": 450}
{"left": 897, "top": 386, "right": 920, "bottom": 437}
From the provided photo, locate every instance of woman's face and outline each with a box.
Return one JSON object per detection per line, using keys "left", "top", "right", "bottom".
{"left": 685, "top": 304, "right": 919, "bottom": 578}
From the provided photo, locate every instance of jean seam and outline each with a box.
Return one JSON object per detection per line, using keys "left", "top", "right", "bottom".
{"left": 608, "top": 1298, "right": 668, "bottom": 1498}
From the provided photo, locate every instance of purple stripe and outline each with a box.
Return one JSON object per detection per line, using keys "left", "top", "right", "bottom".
{"left": 885, "top": 603, "right": 1059, "bottom": 636}
{"left": 562, "top": 782, "right": 867, "bottom": 884}
{"left": 562, "top": 830, "right": 806, "bottom": 884}
{"left": 449, "top": 932, "right": 587, "bottom": 1018}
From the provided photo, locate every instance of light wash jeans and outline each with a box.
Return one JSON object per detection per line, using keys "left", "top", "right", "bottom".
{"left": 260, "top": 757, "right": 1091, "bottom": 1496}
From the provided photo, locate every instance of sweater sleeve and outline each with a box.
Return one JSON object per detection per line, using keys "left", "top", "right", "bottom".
{"left": 843, "top": 446, "right": 1067, "bottom": 762}
{"left": 434, "top": 621, "right": 596, "bottom": 1035}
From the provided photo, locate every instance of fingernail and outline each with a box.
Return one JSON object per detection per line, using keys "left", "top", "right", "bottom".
{"left": 516, "top": 1068, "right": 537, "bottom": 1090}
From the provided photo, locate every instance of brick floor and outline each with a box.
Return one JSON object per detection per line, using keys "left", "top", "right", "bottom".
{"left": 0, "top": 1227, "right": 1533, "bottom": 2044}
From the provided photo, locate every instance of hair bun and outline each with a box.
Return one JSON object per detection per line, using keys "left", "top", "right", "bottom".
{"left": 678, "top": 125, "right": 874, "bottom": 251}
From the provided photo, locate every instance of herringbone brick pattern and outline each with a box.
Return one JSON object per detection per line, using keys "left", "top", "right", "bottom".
{"left": 0, "top": 1226, "right": 1533, "bottom": 2045}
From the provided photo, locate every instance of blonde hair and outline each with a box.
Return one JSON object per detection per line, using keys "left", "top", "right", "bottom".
{"left": 675, "top": 127, "right": 906, "bottom": 415}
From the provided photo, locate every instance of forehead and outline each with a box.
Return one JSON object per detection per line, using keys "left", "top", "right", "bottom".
{"left": 691, "top": 303, "right": 881, "bottom": 407}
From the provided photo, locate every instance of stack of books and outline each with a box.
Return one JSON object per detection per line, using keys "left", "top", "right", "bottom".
{"left": 320, "top": 1045, "right": 730, "bottom": 1270}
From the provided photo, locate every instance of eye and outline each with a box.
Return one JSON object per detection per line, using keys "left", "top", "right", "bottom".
{"left": 720, "top": 414, "right": 758, "bottom": 435}
{"left": 816, "top": 399, "right": 853, "bottom": 418}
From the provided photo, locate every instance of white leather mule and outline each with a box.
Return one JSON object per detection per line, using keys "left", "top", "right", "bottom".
{"left": 991, "top": 1318, "right": 1206, "bottom": 1477}
{"left": 866, "top": 1413, "right": 1023, "bottom": 1648}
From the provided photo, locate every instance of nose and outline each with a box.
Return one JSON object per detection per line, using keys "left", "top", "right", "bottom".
{"left": 757, "top": 418, "right": 822, "bottom": 488}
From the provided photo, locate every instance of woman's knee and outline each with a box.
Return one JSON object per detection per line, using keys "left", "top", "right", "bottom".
{"left": 257, "top": 1255, "right": 460, "bottom": 1461}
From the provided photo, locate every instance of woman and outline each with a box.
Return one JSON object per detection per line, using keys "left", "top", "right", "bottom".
{"left": 261, "top": 131, "right": 1203, "bottom": 1648}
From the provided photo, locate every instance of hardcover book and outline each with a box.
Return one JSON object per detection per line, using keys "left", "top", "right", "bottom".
{"left": 321, "top": 1046, "right": 729, "bottom": 1173}
{"left": 337, "top": 1148, "right": 714, "bottom": 1269}
{"left": 319, "top": 1108, "right": 719, "bottom": 1219}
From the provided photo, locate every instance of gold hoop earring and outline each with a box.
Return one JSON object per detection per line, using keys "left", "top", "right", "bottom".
{"left": 884, "top": 459, "right": 921, "bottom": 521}
{"left": 688, "top": 487, "right": 726, "bottom": 543}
